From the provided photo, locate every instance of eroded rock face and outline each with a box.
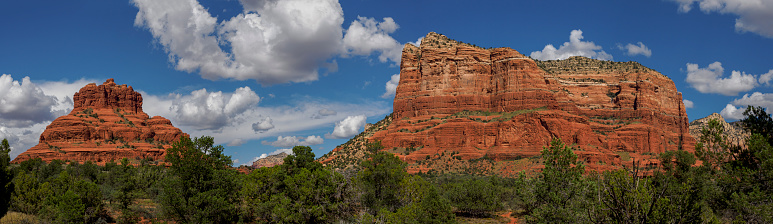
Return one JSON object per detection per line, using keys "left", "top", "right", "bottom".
{"left": 12, "top": 79, "right": 188, "bottom": 164}
{"left": 328, "top": 32, "right": 694, "bottom": 173}
{"left": 689, "top": 113, "right": 750, "bottom": 147}
{"left": 250, "top": 152, "right": 289, "bottom": 169}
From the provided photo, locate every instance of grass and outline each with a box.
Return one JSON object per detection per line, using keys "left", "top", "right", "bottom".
{"left": 616, "top": 151, "right": 631, "bottom": 161}
{"left": 0, "top": 211, "right": 43, "bottom": 224}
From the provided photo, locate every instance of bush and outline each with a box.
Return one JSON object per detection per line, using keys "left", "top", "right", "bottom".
{"left": 159, "top": 136, "right": 240, "bottom": 223}
{"left": 242, "top": 146, "right": 357, "bottom": 223}
{"left": 445, "top": 177, "right": 501, "bottom": 217}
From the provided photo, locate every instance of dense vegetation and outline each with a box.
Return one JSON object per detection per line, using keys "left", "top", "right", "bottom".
{"left": 0, "top": 106, "right": 771, "bottom": 223}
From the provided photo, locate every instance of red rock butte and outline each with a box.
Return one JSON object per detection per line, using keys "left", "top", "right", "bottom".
{"left": 323, "top": 32, "right": 695, "bottom": 173}
{"left": 12, "top": 79, "right": 188, "bottom": 164}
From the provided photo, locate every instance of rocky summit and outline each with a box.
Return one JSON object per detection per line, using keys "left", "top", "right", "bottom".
{"left": 250, "top": 152, "right": 289, "bottom": 169}
{"left": 689, "top": 113, "right": 750, "bottom": 148}
{"left": 12, "top": 79, "right": 188, "bottom": 164}
{"left": 321, "top": 32, "right": 694, "bottom": 175}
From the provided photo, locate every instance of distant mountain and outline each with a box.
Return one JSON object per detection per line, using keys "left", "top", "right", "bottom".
{"left": 689, "top": 113, "right": 750, "bottom": 147}
{"left": 251, "top": 152, "right": 289, "bottom": 169}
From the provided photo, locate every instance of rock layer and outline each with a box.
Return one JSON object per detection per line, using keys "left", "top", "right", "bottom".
{"left": 689, "top": 113, "right": 749, "bottom": 147}
{"left": 12, "top": 79, "right": 188, "bottom": 164}
{"left": 327, "top": 32, "right": 694, "bottom": 172}
{"left": 250, "top": 153, "right": 289, "bottom": 169}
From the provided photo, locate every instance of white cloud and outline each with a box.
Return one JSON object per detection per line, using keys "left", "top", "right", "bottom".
{"left": 132, "top": 0, "right": 403, "bottom": 85}
{"left": 683, "top": 99, "right": 694, "bottom": 108}
{"left": 381, "top": 74, "right": 400, "bottom": 99}
{"left": 142, "top": 89, "right": 390, "bottom": 150}
{"left": 685, "top": 62, "right": 758, "bottom": 96}
{"left": 168, "top": 86, "right": 260, "bottom": 130}
{"left": 37, "top": 78, "right": 96, "bottom": 114}
{"left": 0, "top": 75, "right": 59, "bottom": 127}
{"left": 305, "top": 135, "right": 324, "bottom": 145}
{"left": 617, "top": 42, "right": 652, "bottom": 57}
{"left": 670, "top": 0, "right": 773, "bottom": 38}
{"left": 408, "top": 36, "right": 424, "bottom": 47}
{"left": 312, "top": 108, "right": 337, "bottom": 119}
{"left": 720, "top": 104, "right": 746, "bottom": 120}
{"left": 252, "top": 116, "right": 274, "bottom": 132}
{"left": 759, "top": 70, "right": 773, "bottom": 85}
{"left": 530, "top": 30, "right": 613, "bottom": 61}
{"left": 262, "top": 135, "right": 324, "bottom": 148}
{"left": 721, "top": 92, "right": 773, "bottom": 121}
{"left": 731, "top": 92, "right": 773, "bottom": 110}
{"left": 227, "top": 138, "right": 247, "bottom": 146}
{"left": 342, "top": 17, "right": 403, "bottom": 64}
{"left": 0, "top": 75, "right": 95, "bottom": 159}
{"left": 326, "top": 115, "right": 366, "bottom": 139}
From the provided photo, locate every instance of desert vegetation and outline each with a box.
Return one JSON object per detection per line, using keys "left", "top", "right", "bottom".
{"left": 0, "top": 106, "right": 771, "bottom": 223}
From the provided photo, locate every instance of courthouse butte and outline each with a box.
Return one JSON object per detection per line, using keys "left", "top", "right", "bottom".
{"left": 320, "top": 32, "right": 694, "bottom": 175}
{"left": 12, "top": 79, "right": 187, "bottom": 164}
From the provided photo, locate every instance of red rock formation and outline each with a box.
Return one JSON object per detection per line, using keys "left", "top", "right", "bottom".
{"left": 362, "top": 32, "right": 694, "bottom": 172}
{"left": 12, "top": 79, "right": 188, "bottom": 164}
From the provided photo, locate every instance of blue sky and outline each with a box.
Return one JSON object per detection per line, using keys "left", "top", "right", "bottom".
{"left": 1, "top": 0, "right": 772, "bottom": 165}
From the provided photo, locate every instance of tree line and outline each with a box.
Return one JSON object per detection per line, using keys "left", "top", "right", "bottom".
{"left": 0, "top": 106, "right": 771, "bottom": 223}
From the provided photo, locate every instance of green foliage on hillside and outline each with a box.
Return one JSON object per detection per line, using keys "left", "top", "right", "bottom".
{"left": 0, "top": 105, "right": 770, "bottom": 223}
{"left": 160, "top": 136, "right": 240, "bottom": 223}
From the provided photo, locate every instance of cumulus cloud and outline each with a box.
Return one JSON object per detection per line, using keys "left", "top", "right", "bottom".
{"left": 0, "top": 75, "right": 59, "bottom": 127}
{"left": 343, "top": 17, "right": 402, "bottom": 63}
{"left": 312, "top": 108, "right": 337, "bottom": 119}
{"left": 326, "top": 115, "right": 366, "bottom": 139}
{"left": 685, "top": 62, "right": 758, "bottom": 96}
{"left": 720, "top": 92, "right": 773, "bottom": 121}
{"left": 670, "top": 0, "right": 773, "bottom": 38}
{"left": 683, "top": 99, "right": 694, "bottom": 109}
{"left": 262, "top": 135, "right": 324, "bottom": 148}
{"left": 227, "top": 138, "right": 247, "bottom": 146}
{"left": 252, "top": 116, "right": 274, "bottom": 133}
{"left": 720, "top": 104, "right": 747, "bottom": 120}
{"left": 408, "top": 36, "right": 424, "bottom": 47}
{"left": 142, "top": 87, "right": 390, "bottom": 153}
{"left": 169, "top": 86, "right": 260, "bottom": 130}
{"left": 381, "top": 74, "right": 400, "bottom": 99}
{"left": 0, "top": 76, "right": 98, "bottom": 159}
{"left": 530, "top": 30, "right": 613, "bottom": 61}
{"left": 0, "top": 75, "right": 95, "bottom": 127}
{"left": 759, "top": 70, "right": 773, "bottom": 85}
{"left": 132, "top": 0, "right": 403, "bottom": 85}
{"left": 617, "top": 42, "right": 652, "bottom": 57}
{"left": 731, "top": 92, "right": 773, "bottom": 110}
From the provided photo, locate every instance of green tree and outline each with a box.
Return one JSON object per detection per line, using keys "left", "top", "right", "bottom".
{"left": 387, "top": 185, "right": 456, "bottom": 224}
{"left": 358, "top": 151, "right": 407, "bottom": 214}
{"left": 242, "top": 146, "right": 357, "bottom": 223}
{"left": 589, "top": 167, "right": 709, "bottom": 224}
{"left": 741, "top": 106, "right": 773, "bottom": 145}
{"left": 37, "top": 170, "right": 107, "bottom": 223}
{"left": 0, "top": 139, "right": 13, "bottom": 217}
{"left": 445, "top": 177, "right": 501, "bottom": 217}
{"left": 526, "top": 138, "right": 588, "bottom": 223}
{"left": 695, "top": 119, "right": 730, "bottom": 171}
{"left": 159, "top": 136, "right": 240, "bottom": 223}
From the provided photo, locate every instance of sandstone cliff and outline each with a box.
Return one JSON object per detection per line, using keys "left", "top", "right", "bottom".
{"left": 250, "top": 152, "right": 289, "bottom": 169}
{"left": 689, "top": 113, "right": 750, "bottom": 147}
{"left": 321, "top": 32, "right": 694, "bottom": 174}
{"left": 12, "top": 79, "right": 188, "bottom": 164}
